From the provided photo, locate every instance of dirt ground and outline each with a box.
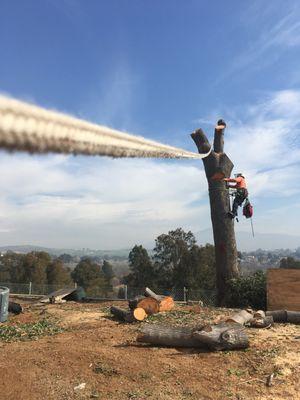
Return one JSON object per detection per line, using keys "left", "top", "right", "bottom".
{"left": 0, "top": 298, "right": 299, "bottom": 400}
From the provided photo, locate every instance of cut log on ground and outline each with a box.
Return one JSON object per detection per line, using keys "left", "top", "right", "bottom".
{"left": 266, "top": 310, "right": 300, "bottom": 324}
{"left": 8, "top": 301, "right": 23, "bottom": 315}
{"left": 266, "top": 310, "right": 287, "bottom": 322}
{"left": 133, "top": 308, "right": 147, "bottom": 321}
{"left": 128, "top": 296, "right": 147, "bottom": 310}
{"left": 138, "top": 325, "right": 201, "bottom": 347}
{"left": 253, "top": 310, "right": 265, "bottom": 319}
{"left": 286, "top": 311, "right": 300, "bottom": 324}
{"left": 226, "top": 309, "right": 253, "bottom": 325}
{"left": 193, "top": 322, "right": 249, "bottom": 350}
{"left": 144, "top": 287, "right": 162, "bottom": 302}
{"left": 130, "top": 297, "right": 160, "bottom": 315}
{"left": 159, "top": 296, "right": 175, "bottom": 312}
{"left": 144, "top": 287, "right": 175, "bottom": 312}
{"left": 137, "top": 322, "right": 249, "bottom": 351}
{"left": 110, "top": 306, "right": 146, "bottom": 323}
{"left": 249, "top": 316, "right": 274, "bottom": 328}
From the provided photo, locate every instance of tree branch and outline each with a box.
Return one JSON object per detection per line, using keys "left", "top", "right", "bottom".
{"left": 190, "top": 129, "right": 211, "bottom": 154}
{"left": 213, "top": 120, "right": 226, "bottom": 153}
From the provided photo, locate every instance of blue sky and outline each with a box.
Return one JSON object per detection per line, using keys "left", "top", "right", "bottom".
{"left": 0, "top": 0, "right": 300, "bottom": 250}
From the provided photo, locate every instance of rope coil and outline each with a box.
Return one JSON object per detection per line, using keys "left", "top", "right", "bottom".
{"left": 0, "top": 95, "right": 210, "bottom": 159}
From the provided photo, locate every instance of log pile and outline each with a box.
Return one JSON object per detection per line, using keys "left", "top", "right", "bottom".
{"left": 110, "top": 287, "right": 174, "bottom": 323}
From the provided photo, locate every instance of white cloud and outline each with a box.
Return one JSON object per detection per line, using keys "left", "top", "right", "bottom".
{"left": 0, "top": 154, "right": 209, "bottom": 248}
{"left": 221, "top": 90, "right": 300, "bottom": 199}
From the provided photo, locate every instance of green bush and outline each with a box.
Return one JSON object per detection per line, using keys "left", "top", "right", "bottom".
{"left": 226, "top": 271, "right": 266, "bottom": 310}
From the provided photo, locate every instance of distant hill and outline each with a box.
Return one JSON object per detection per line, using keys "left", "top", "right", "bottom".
{"left": 195, "top": 229, "right": 300, "bottom": 251}
{"left": 0, "top": 245, "right": 130, "bottom": 259}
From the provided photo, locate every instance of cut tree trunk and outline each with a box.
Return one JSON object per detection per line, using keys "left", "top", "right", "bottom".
{"left": 137, "top": 322, "right": 249, "bottom": 351}
{"left": 249, "top": 316, "right": 274, "bottom": 328}
{"left": 226, "top": 309, "right": 253, "bottom": 325}
{"left": 8, "top": 301, "right": 23, "bottom": 315}
{"left": 266, "top": 310, "right": 300, "bottom": 324}
{"left": 110, "top": 306, "right": 146, "bottom": 322}
{"left": 137, "top": 325, "right": 201, "bottom": 347}
{"left": 144, "top": 287, "right": 162, "bottom": 302}
{"left": 128, "top": 296, "right": 147, "bottom": 310}
{"left": 191, "top": 126, "right": 239, "bottom": 305}
{"left": 133, "top": 297, "right": 160, "bottom": 315}
{"left": 253, "top": 310, "right": 265, "bottom": 319}
{"left": 159, "top": 296, "right": 175, "bottom": 312}
{"left": 286, "top": 311, "right": 300, "bottom": 324}
{"left": 266, "top": 310, "right": 287, "bottom": 322}
{"left": 192, "top": 322, "right": 249, "bottom": 350}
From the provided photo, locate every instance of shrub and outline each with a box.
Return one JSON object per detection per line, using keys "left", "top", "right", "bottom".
{"left": 226, "top": 271, "right": 266, "bottom": 310}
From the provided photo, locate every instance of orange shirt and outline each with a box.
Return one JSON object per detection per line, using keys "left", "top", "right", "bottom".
{"left": 227, "top": 177, "right": 247, "bottom": 189}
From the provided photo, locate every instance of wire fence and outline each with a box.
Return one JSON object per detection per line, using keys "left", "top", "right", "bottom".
{"left": 1, "top": 282, "right": 217, "bottom": 306}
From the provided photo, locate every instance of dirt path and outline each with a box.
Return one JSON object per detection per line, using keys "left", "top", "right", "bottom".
{"left": 0, "top": 301, "right": 299, "bottom": 400}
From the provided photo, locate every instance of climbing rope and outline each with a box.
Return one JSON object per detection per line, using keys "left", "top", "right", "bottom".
{"left": 0, "top": 95, "right": 210, "bottom": 159}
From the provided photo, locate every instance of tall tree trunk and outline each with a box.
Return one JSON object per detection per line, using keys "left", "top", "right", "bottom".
{"left": 191, "top": 123, "right": 239, "bottom": 305}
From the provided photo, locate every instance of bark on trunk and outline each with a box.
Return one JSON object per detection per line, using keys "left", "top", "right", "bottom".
{"left": 137, "top": 322, "right": 249, "bottom": 351}
{"left": 191, "top": 125, "right": 239, "bottom": 305}
{"left": 137, "top": 325, "right": 201, "bottom": 347}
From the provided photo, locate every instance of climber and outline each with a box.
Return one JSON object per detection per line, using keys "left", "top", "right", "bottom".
{"left": 224, "top": 173, "right": 248, "bottom": 219}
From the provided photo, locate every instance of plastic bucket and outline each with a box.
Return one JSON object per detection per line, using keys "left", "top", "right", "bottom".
{"left": 0, "top": 286, "right": 9, "bottom": 322}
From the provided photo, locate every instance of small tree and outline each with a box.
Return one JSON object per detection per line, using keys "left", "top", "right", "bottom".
{"left": 46, "top": 259, "right": 72, "bottom": 286}
{"left": 102, "top": 260, "right": 115, "bottom": 281}
{"left": 21, "top": 251, "right": 51, "bottom": 284}
{"left": 124, "top": 245, "right": 155, "bottom": 288}
{"left": 153, "top": 228, "right": 196, "bottom": 287}
{"left": 72, "top": 258, "right": 107, "bottom": 295}
{"left": 0, "top": 252, "right": 25, "bottom": 282}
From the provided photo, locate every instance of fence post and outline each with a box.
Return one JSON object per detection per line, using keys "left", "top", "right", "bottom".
{"left": 183, "top": 287, "right": 187, "bottom": 303}
{"left": 124, "top": 285, "right": 128, "bottom": 300}
{"left": 29, "top": 281, "right": 32, "bottom": 295}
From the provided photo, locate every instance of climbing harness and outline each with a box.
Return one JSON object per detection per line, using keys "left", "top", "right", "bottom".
{"left": 0, "top": 95, "right": 211, "bottom": 159}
